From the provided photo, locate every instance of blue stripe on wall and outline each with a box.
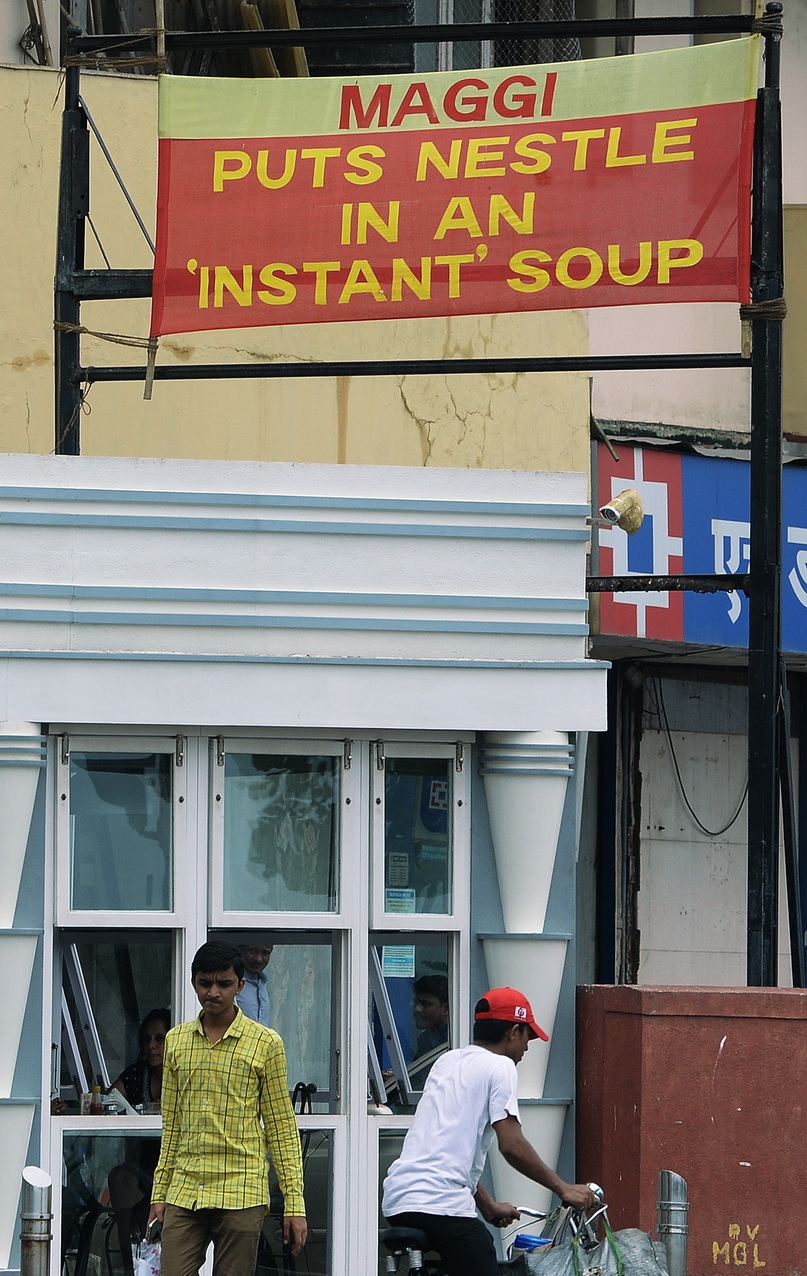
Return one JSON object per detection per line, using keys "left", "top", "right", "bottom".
{"left": 0, "top": 512, "right": 589, "bottom": 540}
{"left": 0, "top": 608, "right": 588, "bottom": 635}
{"left": 0, "top": 485, "right": 589, "bottom": 518}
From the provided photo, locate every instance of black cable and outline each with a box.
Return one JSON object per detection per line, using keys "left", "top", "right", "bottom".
{"left": 654, "top": 677, "right": 748, "bottom": 838}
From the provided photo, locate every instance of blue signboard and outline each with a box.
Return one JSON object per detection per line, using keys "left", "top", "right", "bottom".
{"left": 597, "top": 446, "right": 807, "bottom": 653}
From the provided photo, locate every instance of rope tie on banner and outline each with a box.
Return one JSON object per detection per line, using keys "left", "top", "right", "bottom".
{"left": 63, "top": 29, "right": 168, "bottom": 72}
{"left": 63, "top": 54, "right": 168, "bottom": 70}
{"left": 738, "top": 299, "right": 786, "bottom": 360}
{"left": 54, "top": 320, "right": 154, "bottom": 349}
{"left": 739, "top": 298, "right": 787, "bottom": 321}
{"left": 750, "top": 15, "right": 784, "bottom": 38}
{"left": 54, "top": 322, "right": 159, "bottom": 400}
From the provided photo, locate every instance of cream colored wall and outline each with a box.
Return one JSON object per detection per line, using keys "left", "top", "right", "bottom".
{"left": 784, "top": 206, "right": 807, "bottom": 440}
{"left": 0, "top": 64, "right": 590, "bottom": 472}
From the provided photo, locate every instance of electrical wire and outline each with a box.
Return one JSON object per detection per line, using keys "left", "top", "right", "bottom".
{"left": 653, "top": 677, "right": 748, "bottom": 838}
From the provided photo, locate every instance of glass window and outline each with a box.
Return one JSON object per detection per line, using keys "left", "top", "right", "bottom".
{"left": 369, "top": 934, "right": 451, "bottom": 1109}
{"left": 223, "top": 754, "right": 340, "bottom": 912}
{"left": 212, "top": 930, "right": 339, "bottom": 1114}
{"left": 262, "top": 1128, "right": 332, "bottom": 1276}
{"left": 377, "top": 1131, "right": 408, "bottom": 1275}
{"left": 70, "top": 752, "right": 173, "bottom": 911}
{"left": 384, "top": 758, "right": 452, "bottom": 914}
{"left": 62, "top": 1132, "right": 161, "bottom": 1276}
{"left": 59, "top": 931, "right": 173, "bottom": 1109}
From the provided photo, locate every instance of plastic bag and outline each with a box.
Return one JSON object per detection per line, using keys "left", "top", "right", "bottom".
{"left": 501, "top": 1226, "right": 668, "bottom": 1276}
{"left": 132, "top": 1240, "right": 161, "bottom": 1276}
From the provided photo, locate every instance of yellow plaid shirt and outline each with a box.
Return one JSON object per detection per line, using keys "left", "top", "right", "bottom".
{"left": 152, "top": 1009, "right": 306, "bottom": 1215}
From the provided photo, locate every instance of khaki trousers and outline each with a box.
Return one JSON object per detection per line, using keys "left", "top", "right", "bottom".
{"left": 161, "top": 1203, "right": 265, "bottom": 1276}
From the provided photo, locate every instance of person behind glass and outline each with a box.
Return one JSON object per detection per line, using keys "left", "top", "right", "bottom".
{"left": 410, "top": 975, "right": 450, "bottom": 1089}
{"left": 236, "top": 941, "right": 274, "bottom": 1027}
{"left": 383, "top": 986, "right": 597, "bottom": 1276}
{"left": 413, "top": 975, "right": 449, "bottom": 1056}
{"left": 109, "top": 1009, "right": 171, "bottom": 1108}
{"left": 147, "top": 940, "right": 306, "bottom": 1276}
{"left": 106, "top": 1012, "right": 171, "bottom": 1276}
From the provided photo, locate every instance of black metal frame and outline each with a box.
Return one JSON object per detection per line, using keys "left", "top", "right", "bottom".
{"left": 54, "top": 6, "right": 792, "bottom": 986}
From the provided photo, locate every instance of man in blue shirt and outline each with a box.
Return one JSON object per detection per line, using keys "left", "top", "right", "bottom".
{"left": 235, "top": 941, "right": 273, "bottom": 1027}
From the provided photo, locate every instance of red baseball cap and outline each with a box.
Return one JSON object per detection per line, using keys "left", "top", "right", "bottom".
{"left": 475, "top": 987, "right": 549, "bottom": 1041}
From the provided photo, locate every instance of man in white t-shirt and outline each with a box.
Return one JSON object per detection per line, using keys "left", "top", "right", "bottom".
{"left": 382, "top": 987, "right": 597, "bottom": 1276}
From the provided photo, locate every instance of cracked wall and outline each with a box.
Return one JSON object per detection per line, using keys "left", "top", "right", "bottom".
{"left": 1, "top": 66, "right": 590, "bottom": 474}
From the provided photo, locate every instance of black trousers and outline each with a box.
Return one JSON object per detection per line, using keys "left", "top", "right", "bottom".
{"left": 387, "top": 1212, "right": 499, "bottom": 1276}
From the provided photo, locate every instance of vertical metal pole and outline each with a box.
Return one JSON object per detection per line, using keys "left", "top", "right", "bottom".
{"left": 657, "top": 1171, "right": 688, "bottom": 1276}
{"left": 747, "top": 3, "right": 784, "bottom": 987}
{"left": 778, "top": 658, "right": 805, "bottom": 987}
{"left": 54, "top": 35, "right": 89, "bottom": 456}
{"left": 20, "top": 1166, "right": 52, "bottom": 1276}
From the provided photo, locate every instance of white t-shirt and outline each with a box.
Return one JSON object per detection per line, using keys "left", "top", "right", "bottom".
{"left": 382, "top": 1043, "right": 520, "bottom": 1219}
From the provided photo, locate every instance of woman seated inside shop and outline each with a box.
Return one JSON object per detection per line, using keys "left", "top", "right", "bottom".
{"left": 106, "top": 1010, "right": 171, "bottom": 1271}
{"left": 109, "top": 1008, "right": 170, "bottom": 1110}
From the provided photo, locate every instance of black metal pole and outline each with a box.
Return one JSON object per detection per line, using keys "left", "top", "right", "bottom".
{"left": 778, "top": 658, "right": 805, "bottom": 988}
{"left": 54, "top": 39, "right": 88, "bottom": 456}
{"left": 79, "top": 352, "right": 750, "bottom": 384}
{"left": 67, "top": 14, "right": 757, "bottom": 54}
{"left": 746, "top": 3, "right": 785, "bottom": 987}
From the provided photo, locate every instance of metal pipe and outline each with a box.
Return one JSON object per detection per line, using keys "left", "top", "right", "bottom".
{"left": 80, "top": 352, "right": 751, "bottom": 385}
{"left": 778, "top": 657, "right": 805, "bottom": 988}
{"left": 586, "top": 574, "right": 750, "bottom": 595}
{"left": 68, "top": 15, "right": 758, "bottom": 53}
{"left": 54, "top": 49, "right": 88, "bottom": 456}
{"left": 657, "top": 1171, "right": 688, "bottom": 1276}
{"left": 20, "top": 1166, "right": 52, "bottom": 1276}
{"left": 746, "top": 3, "right": 785, "bottom": 987}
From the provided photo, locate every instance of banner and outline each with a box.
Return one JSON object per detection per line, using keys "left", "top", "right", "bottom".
{"left": 150, "top": 37, "right": 759, "bottom": 336}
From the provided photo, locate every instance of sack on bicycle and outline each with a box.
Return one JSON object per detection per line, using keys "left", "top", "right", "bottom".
{"left": 500, "top": 1201, "right": 669, "bottom": 1276}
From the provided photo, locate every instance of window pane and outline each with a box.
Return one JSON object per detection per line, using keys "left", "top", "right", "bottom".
{"left": 384, "top": 759, "right": 452, "bottom": 914}
{"left": 262, "top": 1129, "right": 332, "bottom": 1276}
{"left": 369, "top": 935, "right": 451, "bottom": 1110}
{"left": 223, "top": 754, "right": 339, "bottom": 912}
{"left": 213, "top": 930, "right": 338, "bottom": 1113}
{"left": 378, "top": 1131, "right": 408, "bottom": 1275}
{"left": 62, "top": 1132, "right": 161, "bottom": 1276}
{"left": 70, "top": 753, "right": 173, "bottom": 911}
{"left": 60, "top": 931, "right": 173, "bottom": 1108}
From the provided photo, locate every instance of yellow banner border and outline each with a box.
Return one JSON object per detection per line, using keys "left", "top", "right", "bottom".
{"left": 158, "top": 35, "right": 760, "bottom": 141}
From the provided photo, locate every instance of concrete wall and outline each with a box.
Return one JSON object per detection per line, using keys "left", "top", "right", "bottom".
{"left": 784, "top": 206, "right": 807, "bottom": 440}
{"left": 591, "top": 1, "right": 806, "bottom": 438}
{"left": 0, "top": 64, "right": 591, "bottom": 471}
{"left": 1, "top": 1, "right": 60, "bottom": 67}
{"left": 577, "top": 984, "right": 807, "bottom": 1276}
{"left": 632, "top": 675, "right": 793, "bottom": 989}
{"left": 0, "top": 452, "right": 607, "bottom": 730}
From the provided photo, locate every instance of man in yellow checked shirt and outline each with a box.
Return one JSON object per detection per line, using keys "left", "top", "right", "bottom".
{"left": 147, "top": 940, "right": 306, "bottom": 1276}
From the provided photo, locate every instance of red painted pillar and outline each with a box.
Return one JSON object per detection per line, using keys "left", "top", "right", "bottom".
{"left": 576, "top": 985, "right": 807, "bottom": 1276}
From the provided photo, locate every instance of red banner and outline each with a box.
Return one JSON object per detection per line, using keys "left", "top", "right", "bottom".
{"left": 150, "top": 39, "right": 759, "bottom": 336}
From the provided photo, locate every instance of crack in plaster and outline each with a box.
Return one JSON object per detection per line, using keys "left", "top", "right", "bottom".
{"left": 396, "top": 375, "right": 435, "bottom": 464}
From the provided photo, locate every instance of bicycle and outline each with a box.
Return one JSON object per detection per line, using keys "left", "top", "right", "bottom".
{"left": 382, "top": 1189, "right": 606, "bottom": 1275}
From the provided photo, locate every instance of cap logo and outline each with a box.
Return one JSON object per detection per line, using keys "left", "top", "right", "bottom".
{"left": 514, "top": 1006, "right": 527, "bottom": 1020}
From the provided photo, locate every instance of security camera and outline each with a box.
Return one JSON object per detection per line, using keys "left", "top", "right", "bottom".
{"left": 598, "top": 488, "right": 644, "bottom": 535}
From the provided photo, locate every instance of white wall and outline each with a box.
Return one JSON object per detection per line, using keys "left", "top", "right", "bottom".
{"left": 0, "top": 0, "right": 59, "bottom": 66}
{"left": 591, "top": 1, "right": 805, "bottom": 433}
{"left": 636, "top": 678, "right": 794, "bottom": 988}
{"left": 0, "top": 453, "right": 608, "bottom": 731}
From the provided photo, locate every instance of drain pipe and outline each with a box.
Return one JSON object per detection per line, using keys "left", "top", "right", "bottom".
{"left": 20, "top": 1167, "right": 52, "bottom": 1276}
{"left": 657, "top": 1170, "right": 688, "bottom": 1276}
